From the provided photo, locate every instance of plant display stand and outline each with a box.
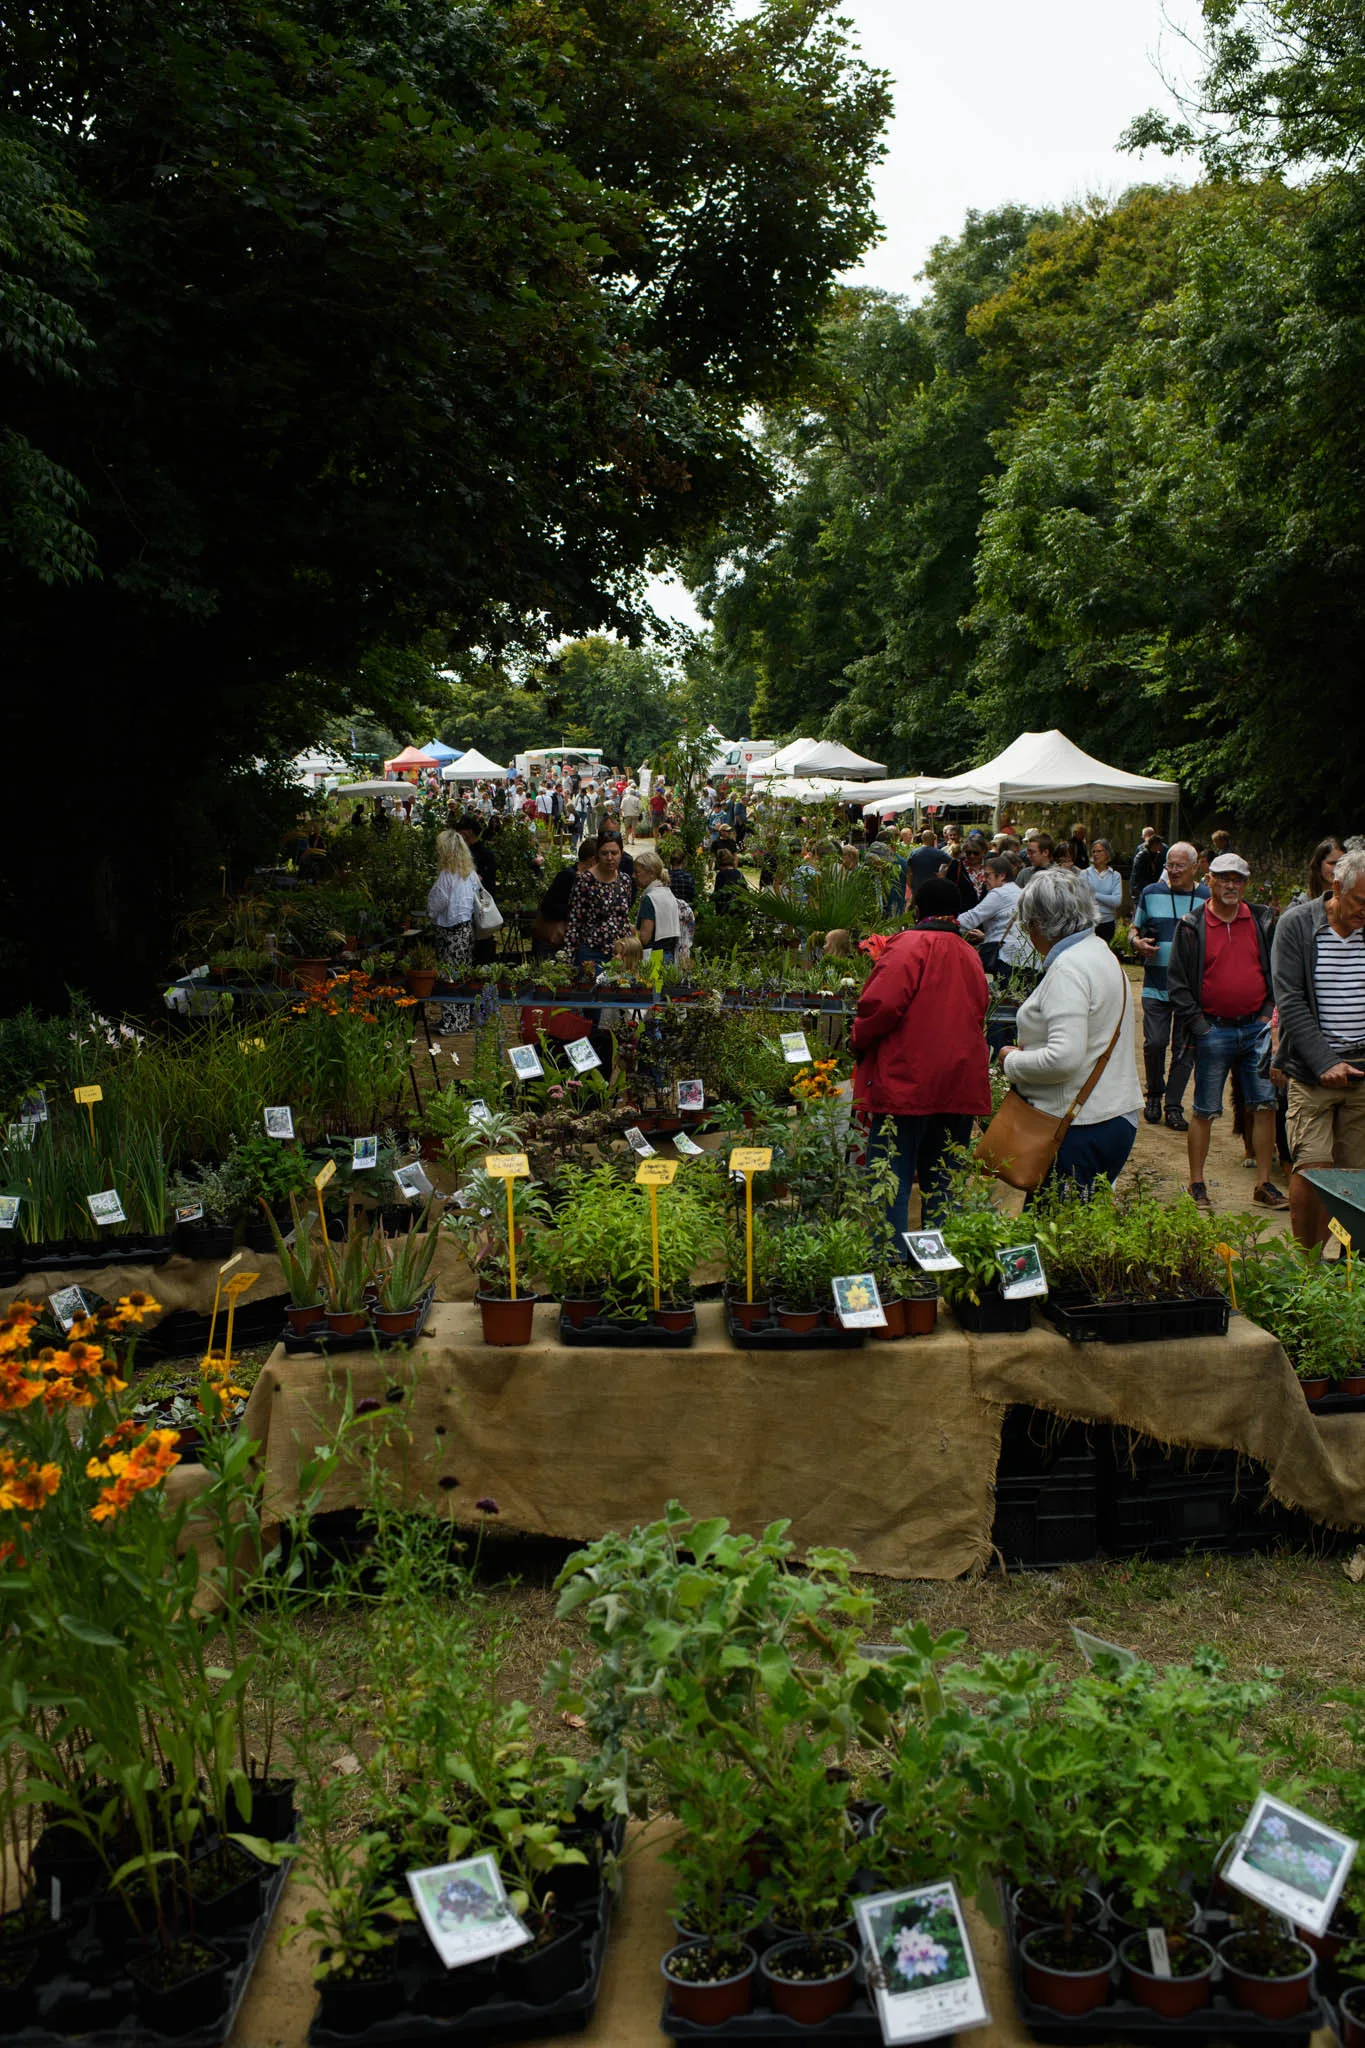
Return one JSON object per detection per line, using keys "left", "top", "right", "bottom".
{"left": 1000, "top": 1885, "right": 1329, "bottom": 2046}
{"left": 307, "top": 1842, "right": 621, "bottom": 2046}
{"left": 0, "top": 1828, "right": 295, "bottom": 2048}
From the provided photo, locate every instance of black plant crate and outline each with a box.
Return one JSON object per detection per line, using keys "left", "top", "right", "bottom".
{"left": 1043, "top": 1292, "right": 1231, "bottom": 1346}
{"left": 1099, "top": 1435, "right": 1278, "bottom": 1559}
{"left": 661, "top": 1992, "right": 884, "bottom": 2040}
{"left": 724, "top": 1306, "right": 864, "bottom": 1352}
{"left": 951, "top": 1289, "right": 1033, "bottom": 1335}
{"left": 138, "top": 1295, "right": 291, "bottom": 1364}
{"left": 558, "top": 1310, "right": 697, "bottom": 1348}
{"left": 2, "top": 1825, "right": 295, "bottom": 2048}
{"left": 992, "top": 1456, "right": 1099, "bottom": 1571}
{"left": 1000, "top": 1881, "right": 1327, "bottom": 2046}
{"left": 998, "top": 1406, "right": 1096, "bottom": 1479}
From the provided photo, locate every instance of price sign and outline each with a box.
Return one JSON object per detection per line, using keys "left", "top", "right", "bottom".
{"left": 635, "top": 1159, "right": 678, "bottom": 1186}
{"left": 73, "top": 1084, "right": 103, "bottom": 1106}
{"left": 485, "top": 1154, "right": 530, "bottom": 1178}
{"left": 729, "top": 1148, "right": 772, "bottom": 1176}
{"left": 779, "top": 1031, "right": 811, "bottom": 1063}
{"left": 314, "top": 1159, "right": 337, "bottom": 1191}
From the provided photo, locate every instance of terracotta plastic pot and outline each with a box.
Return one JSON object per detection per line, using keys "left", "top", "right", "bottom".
{"left": 651, "top": 1304, "right": 695, "bottom": 1334}
{"left": 869, "top": 1297, "right": 908, "bottom": 1340}
{"left": 1340, "top": 1983, "right": 1365, "bottom": 2048}
{"left": 727, "top": 1296, "right": 771, "bottom": 1331}
{"left": 477, "top": 1291, "right": 536, "bottom": 1346}
{"left": 904, "top": 1294, "right": 939, "bottom": 1335}
{"left": 760, "top": 1938, "right": 857, "bottom": 2024}
{"left": 284, "top": 1301, "right": 326, "bottom": 1337}
{"left": 775, "top": 1304, "right": 821, "bottom": 1335}
{"left": 1341, "top": 1372, "right": 1365, "bottom": 1397}
{"left": 1295, "top": 1912, "right": 1354, "bottom": 1965}
{"left": 1218, "top": 1933, "right": 1316, "bottom": 2019}
{"left": 406, "top": 969, "right": 437, "bottom": 998}
{"left": 373, "top": 1303, "right": 423, "bottom": 1337}
{"left": 1120, "top": 1933, "right": 1214, "bottom": 2017}
{"left": 293, "top": 958, "right": 330, "bottom": 987}
{"left": 324, "top": 1309, "right": 368, "bottom": 1338}
{"left": 661, "top": 1941, "right": 756, "bottom": 2026}
{"left": 1011, "top": 1883, "right": 1105, "bottom": 1940}
{"left": 1301, "top": 1376, "right": 1330, "bottom": 1401}
{"left": 560, "top": 1296, "right": 604, "bottom": 1329}
{"left": 1019, "top": 1928, "right": 1115, "bottom": 2015}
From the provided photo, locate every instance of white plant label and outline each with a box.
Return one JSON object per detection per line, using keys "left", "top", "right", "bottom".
{"left": 999, "top": 1243, "right": 1048, "bottom": 1300}
{"left": 903, "top": 1230, "right": 962, "bottom": 1273}
{"left": 393, "top": 1163, "right": 433, "bottom": 1202}
{"left": 352, "top": 1136, "right": 378, "bottom": 1169}
{"left": 1071, "top": 1627, "right": 1138, "bottom": 1673}
{"left": 673, "top": 1131, "right": 705, "bottom": 1157}
{"left": 7, "top": 1122, "right": 34, "bottom": 1150}
{"left": 854, "top": 1881, "right": 990, "bottom": 2044}
{"left": 507, "top": 1045, "right": 543, "bottom": 1079}
{"left": 675, "top": 1078, "right": 705, "bottom": 1110}
{"left": 624, "top": 1126, "right": 655, "bottom": 1157}
{"left": 0, "top": 1196, "right": 19, "bottom": 1230}
{"left": 779, "top": 1031, "right": 812, "bottom": 1063}
{"left": 564, "top": 1035, "right": 601, "bottom": 1073}
{"left": 174, "top": 1202, "right": 204, "bottom": 1225}
{"left": 831, "top": 1272, "right": 887, "bottom": 1330}
{"left": 263, "top": 1106, "right": 295, "bottom": 1140}
{"left": 88, "top": 1190, "right": 127, "bottom": 1228}
{"left": 406, "top": 1852, "right": 531, "bottom": 1970}
{"left": 468, "top": 1100, "right": 491, "bottom": 1125}
{"left": 1221, "top": 1792, "right": 1357, "bottom": 1937}
{"left": 1146, "top": 1928, "right": 1172, "bottom": 1979}
{"left": 49, "top": 1287, "right": 96, "bottom": 1334}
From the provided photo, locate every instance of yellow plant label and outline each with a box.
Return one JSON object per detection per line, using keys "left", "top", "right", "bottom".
{"left": 314, "top": 1159, "right": 337, "bottom": 1191}
{"left": 485, "top": 1153, "right": 530, "bottom": 1179}
{"left": 223, "top": 1271, "right": 260, "bottom": 1298}
{"left": 239, "top": 1037, "right": 266, "bottom": 1054}
{"left": 729, "top": 1147, "right": 772, "bottom": 1176}
{"left": 635, "top": 1159, "right": 678, "bottom": 1186}
{"left": 219, "top": 1251, "right": 243, "bottom": 1277}
{"left": 73, "top": 1084, "right": 103, "bottom": 1106}
{"left": 1328, "top": 1217, "right": 1352, "bottom": 1249}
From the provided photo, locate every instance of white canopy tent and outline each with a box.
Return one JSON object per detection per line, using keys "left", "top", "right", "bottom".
{"left": 441, "top": 749, "right": 508, "bottom": 780}
{"left": 865, "top": 731, "right": 1179, "bottom": 826}
{"left": 746, "top": 737, "right": 887, "bottom": 781}
{"left": 334, "top": 779, "right": 413, "bottom": 801}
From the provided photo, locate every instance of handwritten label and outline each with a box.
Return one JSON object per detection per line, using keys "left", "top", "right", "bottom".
{"left": 223, "top": 1271, "right": 260, "bottom": 1299}
{"left": 1146, "top": 1928, "right": 1171, "bottom": 1978}
{"left": 635, "top": 1159, "right": 678, "bottom": 1186}
{"left": 485, "top": 1153, "right": 530, "bottom": 1179}
{"left": 1329, "top": 1216, "right": 1352, "bottom": 1249}
{"left": 729, "top": 1147, "right": 773, "bottom": 1175}
{"left": 73, "top": 1084, "right": 103, "bottom": 1107}
{"left": 314, "top": 1159, "right": 337, "bottom": 1191}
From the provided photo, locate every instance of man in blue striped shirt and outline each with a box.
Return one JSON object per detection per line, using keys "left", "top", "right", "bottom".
{"left": 1131, "top": 842, "right": 1208, "bottom": 1129}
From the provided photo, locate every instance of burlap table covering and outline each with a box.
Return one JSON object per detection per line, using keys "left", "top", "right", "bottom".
{"left": 224, "top": 1826, "right": 1335, "bottom": 2048}
{"left": 963, "top": 1312, "right": 1365, "bottom": 1533}
{"left": 2, "top": 1236, "right": 477, "bottom": 1317}
{"left": 242, "top": 1301, "right": 1006, "bottom": 1579}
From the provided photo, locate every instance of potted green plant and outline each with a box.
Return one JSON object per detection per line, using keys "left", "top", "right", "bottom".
{"left": 374, "top": 1202, "right": 441, "bottom": 1335}
{"left": 448, "top": 1168, "right": 551, "bottom": 1344}
{"left": 757, "top": 1737, "right": 861, "bottom": 2023}
{"left": 659, "top": 1744, "right": 763, "bottom": 2025}
{"left": 262, "top": 1197, "right": 327, "bottom": 1335}
{"left": 405, "top": 941, "right": 440, "bottom": 999}
{"left": 724, "top": 1212, "right": 775, "bottom": 1329}
{"left": 1010, "top": 1702, "right": 1118, "bottom": 2014}
{"left": 771, "top": 1222, "right": 824, "bottom": 1333}
{"left": 939, "top": 1198, "right": 1029, "bottom": 1333}
{"left": 167, "top": 1163, "right": 237, "bottom": 1259}
{"left": 535, "top": 1166, "right": 623, "bottom": 1326}
{"left": 325, "top": 1212, "right": 376, "bottom": 1337}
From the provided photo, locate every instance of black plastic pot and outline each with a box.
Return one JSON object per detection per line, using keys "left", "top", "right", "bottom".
{"left": 952, "top": 1285, "right": 1033, "bottom": 1333}
{"left": 128, "top": 1936, "right": 231, "bottom": 2035}
{"left": 176, "top": 1221, "right": 237, "bottom": 1260}
{"left": 497, "top": 1913, "right": 586, "bottom": 2005}
{"left": 315, "top": 1953, "right": 404, "bottom": 2033}
{"left": 187, "top": 1843, "right": 263, "bottom": 1935}
{"left": 0, "top": 1942, "right": 38, "bottom": 2027}
{"left": 31, "top": 1821, "right": 104, "bottom": 1901}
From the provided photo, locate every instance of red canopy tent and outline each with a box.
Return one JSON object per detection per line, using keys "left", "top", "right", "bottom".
{"left": 383, "top": 746, "right": 440, "bottom": 782}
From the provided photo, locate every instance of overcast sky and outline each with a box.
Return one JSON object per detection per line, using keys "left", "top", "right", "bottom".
{"left": 647, "top": 0, "right": 1205, "bottom": 633}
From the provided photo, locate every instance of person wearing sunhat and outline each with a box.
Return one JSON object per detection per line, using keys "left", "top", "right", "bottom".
{"left": 1167, "top": 852, "right": 1288, "bottom": 1213}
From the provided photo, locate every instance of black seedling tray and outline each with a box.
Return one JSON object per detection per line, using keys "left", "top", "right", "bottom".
{"left": 20, "top": 1239, "right": 174, "bottom": 1273}
{"left": 557, "top": 1311, "right": 697, "bottom": 1348}
{"left": 138, "top": 1295, "right": 290, "bottom": 1363}
{"left": 309, "top": 1869, "right": 618, "bottom": 2045}
{"left": 281, "top": 1286, "right": 436, "bottom": 1354}
{"left": 1043, "top": 1293, "right": 1230, "bottom": 1346}
{"left": 724, "top": 1306, "right": 864, "bottom": 1351}
{"left": 660, "top": 1988, "right": 883, "bottom": 2041}
{"left": 1307, "top": 1389, "right": 1365, "bottom": 1414}
{"left": 1001, "top": 1889, "right": 1328, "bottom": 2046}
{"left": 950, "top": 1292, "right": 1033, "bottom": 1335}
{"left": 2, "top": 1828, "right": 294, "bottom": 2048}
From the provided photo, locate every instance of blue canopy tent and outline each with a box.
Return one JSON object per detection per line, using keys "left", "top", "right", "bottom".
{"left": 422, "top": 740, "right": 463, "bottom": 764}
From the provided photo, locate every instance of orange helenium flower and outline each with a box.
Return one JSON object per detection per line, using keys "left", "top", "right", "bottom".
{"left": 0, "top": 1452, "right": 61, "bottom": 1515}
{"left": 88, "top": 1429, "right": 180, "bottom": 1521}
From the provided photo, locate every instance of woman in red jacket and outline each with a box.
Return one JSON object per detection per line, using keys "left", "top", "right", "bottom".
{"left": 850, "top": 878, "right": 992, "bottom": 1235}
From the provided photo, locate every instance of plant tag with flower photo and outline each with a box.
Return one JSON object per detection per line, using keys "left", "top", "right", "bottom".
{"left": 1221, "top": 1792, "right": 1356, "bottom": 1936}
{"left": 999, "top": 1243, "right": 1048, "bottom": 1299}
{"left": 854, "top": 1881, "right": 989, "bottom": 2044}
{"left": 1071, "top": 1627, "right": 1138, "bottom": 1673}
{"left": 507, "top": 1044, "right": 544, "bottom": 1079}
{"left": 468, "top": 1100, "right": 491, "bottom": 1125}
{"left": 20, "top": 1090, "right": 48, "bottom": 1122}
{"left": 564, "top": 1035, "right": 601, "bottom": 1073}
{"left": 902, "top": 1230, "right": 962, "bottom": 1272}
{"left": 263, "top": 1106, "right": 295, "bottom": 1139}
{"left": 394, "top": 1163, "right": 435, "bottom": 1201}
{"left": 0, "top": 1196, "right": 19, "bottom": 1230}
{"left": 87, "top": 1189, "right": 127, "bottom": 1228}
{"left": 676, "top": 1078, "right": 705, "bottom": 1110}
{"left": 7, "top": 1122, "right": 35, "bottom": 1149}
{"left": 1146, "top": 1928, "right": 1172, "bottom": 1978}
{"left": 779, "top": 1030, "right": 812, "bottom": 1063}
{"left": 352, "top": 1137, "right": 378, "bottom": 1169}
{"left": 49, "top": 1287, "right": 97, "bottom": 1333}
{"left": 674, "top": 1131, "right": 705, "bottom": 1156}
{"left": 406, "top": 1852, "right": 531, "bottom": 1971}
{"left": 174, "top": 1202, "right": 204, "bottom": 1224}
{"left": 832, "top": 1273, "right": 887, "bottom": 1329}
{"left": 484, "top": 1154, "right": 530, "bottom": 1179}
{"left": 635, "top": 1159, "right": 677, "bottom": 1186}
{"left": 624, "top": 1126, "right": 656, "bottom": 1157}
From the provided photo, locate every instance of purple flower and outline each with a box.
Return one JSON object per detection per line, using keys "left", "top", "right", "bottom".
{"left": 355, "top": 1397, "right": 382, "bottom": 1417}
{"left": 475, "top": 1496, "right": 500, "bottom": 1515}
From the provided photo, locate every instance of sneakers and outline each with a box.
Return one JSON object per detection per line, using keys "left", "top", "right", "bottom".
{"left": 1164, "top": 1107, "right": 1189, "bottom": 1132}
{"left": 1188, "top": 1182, "right": 1213, "bottom": 1212}
{"left": 1241, "top": 1154, "right": 1259, "bottom": 1169}
{"left": 1253, "top": 1182, "right": 1289, "bottom": 1210}
{"left": 1144, "top": 1096, "right": 1163, "bottom": 1125}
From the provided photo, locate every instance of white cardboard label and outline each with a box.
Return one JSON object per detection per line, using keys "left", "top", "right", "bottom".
{"left": 1221, "top": 1792, "right": 1357, "bottom": 1937}
{"left": 779, "top": 1031, "right": 812, "bottom": 1063}
{"left": 87, "top": 1189, "right": 127, "bottom": 1227}
{"left": 263, "top": 1106, "right": 295, "bottom": 1139}
{"left": 564, "top": 1035, "right": 601, "bottom": 1073}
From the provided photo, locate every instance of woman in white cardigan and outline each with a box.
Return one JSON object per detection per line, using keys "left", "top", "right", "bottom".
{"left": 1002, "top": 867, "right": 1143, "bottom": 1193}
{"left": 426, "top": 829, "right": 478, "bottom": 1032}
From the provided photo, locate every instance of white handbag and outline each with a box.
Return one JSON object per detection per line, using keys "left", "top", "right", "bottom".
{"left": 472, "top": 883, "right": 504, "bottom": 933}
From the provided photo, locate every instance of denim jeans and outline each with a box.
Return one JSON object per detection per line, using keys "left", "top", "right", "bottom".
{"left": 1193, "top": 1018, "right": 1277, "bottom": 1120}
{"left": 865, "top": 1113, "right": 974, "bottom": 1241}
{"left": 1042, "top": 1114, "right": 1137, "bottom": 1199}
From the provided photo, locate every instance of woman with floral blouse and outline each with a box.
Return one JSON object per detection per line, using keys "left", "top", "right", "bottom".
{"left": 564, "top": 835, "right": 635, "bottom": 970}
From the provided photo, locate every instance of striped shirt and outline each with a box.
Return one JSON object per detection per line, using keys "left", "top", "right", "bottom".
{"left": 1132, "top": 882, "right": 1208, "bottom": 1001}
{"left": 1314, "top": 924, "right": 1365, "bottom": 1049}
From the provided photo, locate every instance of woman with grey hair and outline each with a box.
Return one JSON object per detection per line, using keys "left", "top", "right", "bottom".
{"left": 1082, "top": 837, "right": 1122, "bottom": 941}
{"left": 1001, "top": 867, "right": 1143, "bottom": 1192}
{"left": 632, "top": 847, "right": 682, "bottom": 963}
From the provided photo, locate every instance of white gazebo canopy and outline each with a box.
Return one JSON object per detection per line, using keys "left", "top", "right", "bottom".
{"left": 441, "top": 748, "right": 508, "bottom": 780}
{"left": 747, "top": 737, "right": 887, "bottom": 781}
{"left": 874, "top": 730, "right": 1179, "bottom": 821}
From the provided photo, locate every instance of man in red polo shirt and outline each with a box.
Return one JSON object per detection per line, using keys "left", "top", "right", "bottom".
{"left": 1168, "top": 853, "right": 1288, "bottom": 1212}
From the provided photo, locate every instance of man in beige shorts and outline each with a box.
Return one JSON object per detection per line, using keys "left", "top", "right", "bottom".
{"left": 1271, "top": 846, "right": 1365, "bottom": 1246}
